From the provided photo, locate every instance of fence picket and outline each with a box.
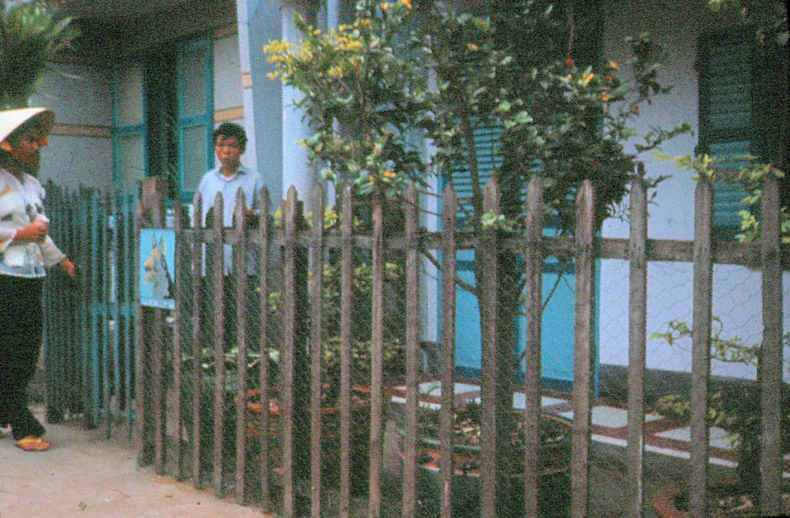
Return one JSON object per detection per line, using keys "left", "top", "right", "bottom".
{"left": 190, "top": 192, "right": 204, "bottom": 488}
{"left": 690, "top": 177, "right": 714, "bottom": 517}
{"left": 282, "top": 186, "right": 299, "bottom": 517}
{"left": 571, "top": 180, "right": 595, "bottom": 518}
{"left": 402, "top": 183, "right": 421, "bottom": 518}
{"left": 210, "top": 192, "right": 226, "bottom": 497}
{"left": 309, "top": 184, "right": 325, "bottom": 517}
{"left": 339, "top": 183, "right": 354, "bottom": 517}
{"left": 369, "top": 194, "right": 386, "bottom": 518}
{"left": 438, "top": 184, "right": 458, "bottom": 518}
{"left": 41, "top": 178, "right": 788, "bottom": 518}
{"left": 234, "top": 188, "right": 249, "bottom": 505}
{"left": 626, "top": 169, "right": 649, "bottom": 516}
{"left": 760, "top": 177, "right": 783, "bottom": 515}
{"left": 523, "top": 176, "right": 544, "bottom": 518}
{"left": 257, "top": 188, "right": 273, "bottom": 514}
{"left": 480, "top": 178, "right": 501, "bottom": 517}
{"left": 173, "top": 196, "right": 187, "bottom": 481}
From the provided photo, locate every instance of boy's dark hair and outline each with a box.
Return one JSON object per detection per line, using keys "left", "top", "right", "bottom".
{"left": 213, "top": 122, "right": 247, "bottom": 150}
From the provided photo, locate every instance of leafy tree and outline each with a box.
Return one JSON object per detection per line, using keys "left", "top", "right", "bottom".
{"left": 265, "top": 1, "right": 688, "bottom": 506}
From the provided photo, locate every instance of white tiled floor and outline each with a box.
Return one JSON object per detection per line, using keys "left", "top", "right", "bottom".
{"left": 654, "top": 426, "right": 739, "bottom": 450}
{"left": 558, "top": 406, "right": 663, "bottom": 428}
{"left": 471, "top": 393, "right": 569, "bottom": 409}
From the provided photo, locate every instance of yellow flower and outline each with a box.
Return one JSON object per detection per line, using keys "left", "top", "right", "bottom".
{"left": 383, "top": 170, "right": 396, "bottom": 179}
{"left": 402, "top": 0, "right": 412, "bottom": 8}
{"left": 609, "top": 60, "right": 619, "bottom": 70}
{"left": 380, "top": 2, "right": 389, "bottom": 10}
{"left": 583, "top": 73, "right": 594, "bottom": 85}
{"left": 369, "top": 175, "right": 376, "bottom": 185}
{"left": 327, "top": 65, "right": 343, "bottom": 79}
{"left": 467, "top": 43, "right": 479, "bottom": 51}
{"left": 600, "top": 92, "right": 610, "bottom": 102}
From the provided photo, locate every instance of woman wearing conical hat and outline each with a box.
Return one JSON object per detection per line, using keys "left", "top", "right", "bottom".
{"left": 0, "top": 107, "right": 75, "bottom": 452}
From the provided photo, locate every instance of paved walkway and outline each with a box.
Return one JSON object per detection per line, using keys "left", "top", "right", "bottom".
{"left": 4, "top": 387, "right": 782, "bottom": 517}
{"left": 0, "top": 407, "right": 266, "bottom": 518}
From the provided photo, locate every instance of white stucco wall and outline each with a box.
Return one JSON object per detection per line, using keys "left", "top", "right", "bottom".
{"left": 30, "top": 63, "right": 114, "bottom": 190}
{"left": 599, "top": 0, "right": 790, "bottom": 381}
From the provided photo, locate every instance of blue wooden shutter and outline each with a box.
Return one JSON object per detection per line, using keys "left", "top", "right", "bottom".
{"left": 443, "top": 118, "right": 503, "bottom": 227}
{"left": 698, "top": 34, "right": 752, "bottom": 239}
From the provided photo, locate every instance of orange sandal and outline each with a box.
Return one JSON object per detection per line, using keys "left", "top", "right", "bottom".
{"left": 15, "top": 436, "right": 51, "bottom": 452}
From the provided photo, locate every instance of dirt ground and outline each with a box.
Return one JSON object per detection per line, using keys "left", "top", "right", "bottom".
{"left": 0, "top": 407, "right": 268, "bottom": 518}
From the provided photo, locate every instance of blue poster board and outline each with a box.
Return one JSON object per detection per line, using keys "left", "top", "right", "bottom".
{"left": 139, "top": 229, "right": 176, "bottom": 309}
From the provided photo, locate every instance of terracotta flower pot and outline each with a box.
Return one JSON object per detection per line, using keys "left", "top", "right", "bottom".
{"left": 240, "top": 385, "right": 374, "bottom": 495}
{"left": 652, "top": 477, "right": 790, "bottom": 517}
{"left": 395, "top": 411, "right": 573, "bottom": 517}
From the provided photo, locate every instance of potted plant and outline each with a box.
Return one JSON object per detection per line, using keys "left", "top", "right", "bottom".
{"left": 391, "top": 395, "right": 573, "bottom": 517}
{"left": 649, "top": 318, "right": 790, "bottom": 517}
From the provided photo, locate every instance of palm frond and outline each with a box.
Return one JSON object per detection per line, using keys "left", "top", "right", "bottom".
{"left": 0, "top": 1, "right": 78, "bottom": 109}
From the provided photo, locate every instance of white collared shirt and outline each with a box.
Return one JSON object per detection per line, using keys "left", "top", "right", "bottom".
{"left": 197, "top": 165, "right": 264, "bottom": 275}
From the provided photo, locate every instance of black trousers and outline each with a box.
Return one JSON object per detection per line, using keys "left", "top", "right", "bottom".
{"left": 0, "top": 275, "right": 47, "bottom": 440}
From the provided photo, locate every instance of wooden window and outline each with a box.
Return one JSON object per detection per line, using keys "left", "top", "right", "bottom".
{"left": 113, "top": 36, "right": 214, "bottom": 198}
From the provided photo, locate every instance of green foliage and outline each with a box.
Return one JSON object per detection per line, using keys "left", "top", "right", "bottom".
{"left": 669, "top": 152, "right": 789, "bottom": 243}
{"left": 707, "top": 0, "right": 788, "bottom": 46}
{"left": 648, "top": 317, "right": 771, "bottom": 368}
{"left": 265, "top": 0, "right": 688, "bottom": 236}
{"left": 265, "top": 0, "right": 428, "bottom": 199}
{"left": 650, "top": 318, "right": 790, "bottom": 446}
{"left": 0, "top": 1, "right": 78, "bottom": 109}
{"left": 417, "top": 3, "right": 689, "bottom": 235}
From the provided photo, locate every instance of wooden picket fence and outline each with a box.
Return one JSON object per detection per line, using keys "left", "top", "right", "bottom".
{"left": 44, "top": 173, "right": 786, "bottom": 517}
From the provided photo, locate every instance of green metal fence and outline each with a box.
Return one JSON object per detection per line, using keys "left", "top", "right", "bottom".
{"left": 43, "top": 183, "right": 139, "bottom": 438}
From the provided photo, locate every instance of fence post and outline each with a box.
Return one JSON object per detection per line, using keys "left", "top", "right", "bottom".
{"left": 523, "top": 176, "right": 544, "bottom": 518}
{"left": 626, "top": 166, "right": 649, "bottom": 516}
{"left": 689, "top": 176, "right": 713, "bottom": 518}
{"left": 759, "top": 177, "right": 783, "bottom": 515}
{"left": 571, "top": 180, "right": 595, "bottom": 518}
{"left": 136, "top": 176, "right": 167, "bottom": 468}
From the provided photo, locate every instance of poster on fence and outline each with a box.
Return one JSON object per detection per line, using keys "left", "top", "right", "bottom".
{"left": 139, "top": 229, "right": 176, "bottom": 309}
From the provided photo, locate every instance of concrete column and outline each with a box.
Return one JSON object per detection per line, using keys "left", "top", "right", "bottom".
{"left": 235, "top": 0, "right": 284, "bottom": 208}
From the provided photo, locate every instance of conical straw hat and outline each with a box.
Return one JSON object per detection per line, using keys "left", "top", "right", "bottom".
{"left": 0, "top": 107, "right": 55, "bottom": 144}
